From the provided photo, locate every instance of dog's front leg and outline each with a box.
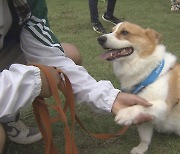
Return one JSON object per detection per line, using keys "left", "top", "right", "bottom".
{"left": 130, "top": 123, "right": 154, "bottom": 154}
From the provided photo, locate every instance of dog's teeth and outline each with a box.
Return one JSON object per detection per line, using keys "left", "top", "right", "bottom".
{"left": 122, "top": 49, "right": 126, "bottom": 53}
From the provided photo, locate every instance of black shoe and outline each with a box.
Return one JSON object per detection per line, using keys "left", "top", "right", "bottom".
{"left": 92, "top": 22, "right": 106, "bottom": 34}
{"left": 102, "top": 13, "right": 122, "bottom": 25}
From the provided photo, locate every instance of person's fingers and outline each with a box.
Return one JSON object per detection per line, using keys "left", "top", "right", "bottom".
{"left": 134, "top": 113, "right": 154, "bottom": 124}
{"left": 119, "top": 92, "right": 151, "bottom": 107}
{"left": 112, "top": 92, "right": 152, "bottom": 115}
{"left": 133, "top": 95, "right": 152, "bottom": 107}
{"left": 39, "top": 66, "right": 60, "bottom": 98}
{"left": 46, "top": 66, "right": 60, "bottom": 85}
{"left": 39, "top": 69, "right": 51, "bottom": 97}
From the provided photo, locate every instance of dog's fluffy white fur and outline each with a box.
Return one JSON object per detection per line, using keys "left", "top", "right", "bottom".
{"left": 98, "top": 22, "right": 180, "bottom": 154}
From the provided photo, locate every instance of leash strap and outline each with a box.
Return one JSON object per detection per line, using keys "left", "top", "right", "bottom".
{"left": 32, "top": 64, "right": 128, "bottom": 154}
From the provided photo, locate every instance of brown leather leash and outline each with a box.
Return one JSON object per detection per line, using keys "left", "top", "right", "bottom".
{"left": 32, "top": 64, "right": 128, "bottom": 154}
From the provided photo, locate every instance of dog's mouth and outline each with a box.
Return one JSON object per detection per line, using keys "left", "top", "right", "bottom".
{"left": 99, "top": 47, "right": 134, "bottom": 61}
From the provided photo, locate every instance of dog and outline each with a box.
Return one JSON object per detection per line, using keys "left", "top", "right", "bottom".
{"left": 98, "top": 22, "right": 180, "bottom": 154}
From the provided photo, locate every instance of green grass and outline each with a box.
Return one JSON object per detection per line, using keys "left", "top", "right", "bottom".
{"left": 3, "top": 0, "right": 180, "bottom": 153}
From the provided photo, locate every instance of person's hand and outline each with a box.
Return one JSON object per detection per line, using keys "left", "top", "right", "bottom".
{"left": 39, "top": 66, "right": 60, "bottom": 98}
{"left": 112, "top": 92, "right": 153, "bottom": 124}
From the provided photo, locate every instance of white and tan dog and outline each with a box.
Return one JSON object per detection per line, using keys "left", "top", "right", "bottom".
{"left": 98, "top": 22, "right": 180, "bottom": 154}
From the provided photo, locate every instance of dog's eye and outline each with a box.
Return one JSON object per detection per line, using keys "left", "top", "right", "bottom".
{"left": 121, "top": 30, "right": 129, "bottom": 35}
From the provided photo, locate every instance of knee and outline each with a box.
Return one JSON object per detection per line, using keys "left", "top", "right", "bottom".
{"left": 62, "top": 43, "right": 82, "bottom": 65}
{"left": 0, "top": 124, "right": 5, "bottom": 153}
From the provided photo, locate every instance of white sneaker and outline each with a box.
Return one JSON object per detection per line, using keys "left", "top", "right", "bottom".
{"left": 3, "top": 120, "right": 42, "bottom": 144}
{"left": 171, "top": 5, "right": 180, "bottom": 10}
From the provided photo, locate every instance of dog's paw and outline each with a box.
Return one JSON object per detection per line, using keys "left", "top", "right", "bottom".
{"left": 130, "top": 147, "right": 145, "bottom": 154}
{"left": 115, "top": 106, "right": 143, "bottom": 125}
{"left": 130, "top": 142, "right": 149, "bottom": 154}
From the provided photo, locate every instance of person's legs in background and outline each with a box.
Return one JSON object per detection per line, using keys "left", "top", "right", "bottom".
{"left": 89, "top": 0, "right": 99, "bottom": 24}
{"left": 89, "top": 0, "right": 106, "bottom": 34}
{"left": 102, "top": 0, "right": 122, "bottom": 25}
{"left": 171, "top": 0, "right": 180, "bottom": 11}
{"left": 106, "top": 0, "right": 116, "bottom": 17}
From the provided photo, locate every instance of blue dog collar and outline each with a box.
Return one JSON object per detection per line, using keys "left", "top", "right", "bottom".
{"left": 130, "top": 59, "right": 165, "bottom": 94}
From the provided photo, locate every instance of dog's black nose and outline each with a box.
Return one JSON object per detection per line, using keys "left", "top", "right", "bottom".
{"left": 97, "top": 36, "right": 107, "bottom": 45}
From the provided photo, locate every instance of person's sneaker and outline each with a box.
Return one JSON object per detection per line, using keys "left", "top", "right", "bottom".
{"left": 102, "top": 13, "right": 122, "bottom": 25}
{"left": 92, "top": 22, "right": 106, "bottom": 34}
{"left": 171, "top": 4, "right": 180, "bottom": 11}
{"left": 3, "top": 120, "right": 42, "bottom": 144}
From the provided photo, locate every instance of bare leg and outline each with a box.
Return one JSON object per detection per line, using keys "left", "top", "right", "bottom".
{"left": 0, "top": 124, "right": 5, "bottom": 153}
{"left": 61, "top": 43, "right": 82, "bottom": 65}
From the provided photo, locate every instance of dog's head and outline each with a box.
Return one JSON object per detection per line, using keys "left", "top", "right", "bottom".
{"left": 98, "top": 22, "right": 161, "bottom": 61}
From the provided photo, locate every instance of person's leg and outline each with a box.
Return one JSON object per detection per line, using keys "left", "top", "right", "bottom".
{"left": 88, "top": 0, "right": 106, "bottom": 34}
{"left": 62, "top": 43, "right": 82, "bottom": 65}
{"left": 2, "top": 113, "right": 42, "bottom": 145}
{"left": 171, "top": 0, "right": 180, "bottom": 10}
{"left": 102, "top": 0, "right": 122, "bottom": 25}
{"left": 106, "top": 0, "right": 116, "bottom": 17}
{"left": 0, "top": 124, "right": 5, "bottom": 154}
{"left": 0, "top": 41, "right": 42, "bottom": 145}
{"left": 88, "top": 0, "right": 99, "bottom": 23}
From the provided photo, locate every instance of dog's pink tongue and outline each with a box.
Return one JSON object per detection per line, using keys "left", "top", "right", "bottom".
{"left": 99, "top": 51, "right": 111, "bottom": 60}
{"left": 99, "top": 50, "right": 119, "bottom": 60}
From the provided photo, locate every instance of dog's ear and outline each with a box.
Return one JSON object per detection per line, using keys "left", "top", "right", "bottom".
{"left": 145, "top": 28, "right": 162, "bottom": 44}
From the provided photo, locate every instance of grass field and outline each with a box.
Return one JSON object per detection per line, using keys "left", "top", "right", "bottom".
{"left": 3, "top": 0, "right": 180, "bottom": 154}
